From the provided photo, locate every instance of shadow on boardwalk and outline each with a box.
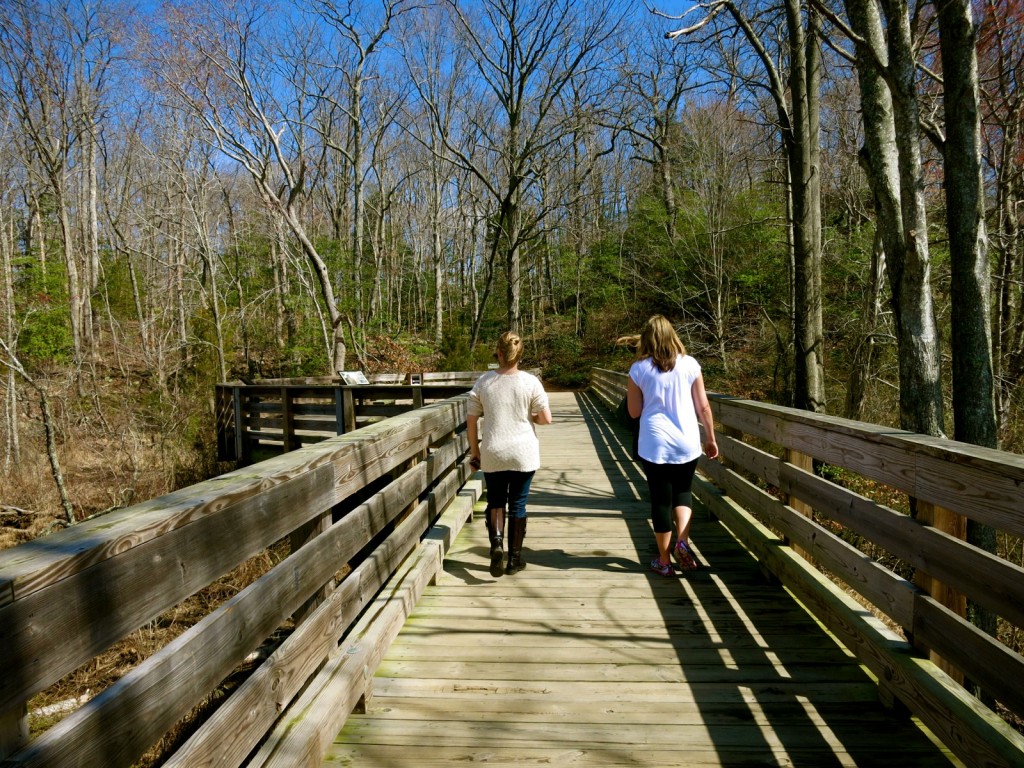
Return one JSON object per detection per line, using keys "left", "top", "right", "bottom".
{"left": 327, "top": 391, "right": 957, "bottom": 767}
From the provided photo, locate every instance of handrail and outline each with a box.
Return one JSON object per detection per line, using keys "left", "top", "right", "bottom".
{"left": 214, "top": 382, "right": 476, "bottom": 465}
{"left": 590, "top": 366, "right": 1024, "bottom": 768}
{"left": 0, "top": 395, "right": 479, "bottom": 767}
{"left": 216, "top": 370, "right": 541, "bottom": 466}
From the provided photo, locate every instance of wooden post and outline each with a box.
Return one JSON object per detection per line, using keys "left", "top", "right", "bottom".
{"left": 912, "top": 500, "right": 967, "bottom": 683}
{"left": 233, "top": 387, "right": 248, "bottom": 466}
{"left": 0, "top": 702, "right": 28, "bottom": 760}
{"left": 289, "top": 512, "right": 333, "bottom": 626}
{"left": 412, "top": 385, "right": 424, "bottom": 410}
{"left": 281, "top": 387, "right": 296, "bottom": 453}
{"left": 335, "top": 387, "right": 356, "bottom": 434}
{"left": 216, "top": 384, "right": 236, "bottom": 461}
{"left": 784, "top": 448, "right": 815, "bottom": 563}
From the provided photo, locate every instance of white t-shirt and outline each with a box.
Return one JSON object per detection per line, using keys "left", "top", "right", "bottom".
{"left": 628, "top": 354, "right": 702, "bottom": 464}
{"left": 468, "top": 370, "right": 549, "bottom": 472}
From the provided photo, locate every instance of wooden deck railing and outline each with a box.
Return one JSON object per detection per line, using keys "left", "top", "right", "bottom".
{"left": 590, "top": 367, "right": 1024, "bottom": 768}
{"left": 215, "top": 371, "right": 522, "bottom": 466}
{"left": 215, "top": 375, "right": 474, "bottom": 466}
{"left": 0, "top": 395, "right": 480, "bottom": 768}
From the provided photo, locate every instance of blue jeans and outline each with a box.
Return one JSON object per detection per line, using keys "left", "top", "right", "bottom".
{"left": 484, "top": 470, "right": 536, "bottom": 519}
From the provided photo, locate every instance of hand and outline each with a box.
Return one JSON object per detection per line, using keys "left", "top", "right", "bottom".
{"left": 469, "top": 454, "right": 481, "bottom": 470}
{"left": 704, "top": 441, "right": 720, "bottom": 461}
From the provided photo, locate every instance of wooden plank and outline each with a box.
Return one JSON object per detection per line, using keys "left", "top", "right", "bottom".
{"left": 328, "top": 393, "right": 963, "bottom": 768}
{"left": 0, "top": 464, "right": 335, "bottom": 714}
{"left": 775, "top": 461, "right": 1024, "bottom": 629}
{"left": 696, "top": 474, "right": 1024, "bottom": 768}
{"left": 248, "top": 477, "right": 477, "bottom": 768}
{"left": 164, "top": 481, "right": 481, "bottom": 768}
{"left": 0, "top": 396, "right": 467, "bottom": 600}
{"left": 324, "top": 744, "right": 953, "bottom": 767}
{"left": 702, "top": 438, "right": 1024, "bottom": 635}
{"left": 0, "top": 397, "right": 469, "bottom": 711}
{"left": 913, "top": 594, "right": 1024, "bottom": 720}
{"left": 710, "top": 395, "right": 1024, "bottom": 536}
{"left": 1, "top": 446, "right": 470, "bottom": 768}
{"left": 701, "top": 457, "right": 917, "bottom": 630}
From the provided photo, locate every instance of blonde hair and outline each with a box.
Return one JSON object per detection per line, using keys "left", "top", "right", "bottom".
{"left": 636, "top": 315, "right": 686, "bottom": 372}
{"left": 496, "top": 331, "right": 525, "bottom": 367}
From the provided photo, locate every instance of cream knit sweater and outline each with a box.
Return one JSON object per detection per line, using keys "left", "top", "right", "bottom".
{"left": 467, "top": 370, "right": 549, "bottom": 472}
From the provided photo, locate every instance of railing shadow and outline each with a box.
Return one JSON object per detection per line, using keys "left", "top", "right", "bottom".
{"left": 570, "top": 390, "right": 952, "bottom": 766}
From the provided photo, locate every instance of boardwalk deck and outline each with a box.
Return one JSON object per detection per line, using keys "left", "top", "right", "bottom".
{"left": 325, "top": 392, "right": 959, "bottom": 767}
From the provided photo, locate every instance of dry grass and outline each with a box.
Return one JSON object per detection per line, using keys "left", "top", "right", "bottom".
{"left": 23, "top": 544, "right": 288, "bottom": 767}
{"left": 1, "top": 367, "right": 262, "bottom": 765}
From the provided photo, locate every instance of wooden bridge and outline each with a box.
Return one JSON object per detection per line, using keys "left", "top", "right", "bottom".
{"left": 2, "top": 371, "right": 1024, "bottom": 767}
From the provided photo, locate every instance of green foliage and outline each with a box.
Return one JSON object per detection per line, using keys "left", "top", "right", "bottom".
{"left": 19, "top": 305, "right": 73, "bottom": 364}
{"left": 14, "top": 256, "right": 74, "bottom": 364}
{"left": 534, "top": 322, "right": 591, "bottom": 389}
{"left": 439, "top": 328, "right": 474, "bottom": 371}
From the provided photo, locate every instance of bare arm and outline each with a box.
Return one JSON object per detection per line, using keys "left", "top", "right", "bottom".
{"left": 691, "top": 375, "right": 719, "bottom": 460}
{"left": 627, "top": 377, "right": 643, "bottom": 419}
{"left": 467, "top": 414, "right": 481, "bottom": 465}
{"left": 532, "top": 408, "right": 553, "bottom": 425}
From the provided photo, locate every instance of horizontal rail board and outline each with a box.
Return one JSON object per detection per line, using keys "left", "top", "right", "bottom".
{"left": 0, "top": 396, "right": 470, "bottom": 714}
{"left": 588, "top": 368, "right": 1024, "bottom": 766}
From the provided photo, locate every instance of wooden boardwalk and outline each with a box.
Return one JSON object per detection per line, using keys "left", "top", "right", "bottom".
{"left": 325, "top": 392, "right": 958, "bottom": 767}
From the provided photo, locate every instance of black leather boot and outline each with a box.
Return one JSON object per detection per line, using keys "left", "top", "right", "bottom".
{"left": 506, "top": 516, "right": 527, "bottom": 575}
{"left": 488, "top": 509, "right": 504, "bottom": 578}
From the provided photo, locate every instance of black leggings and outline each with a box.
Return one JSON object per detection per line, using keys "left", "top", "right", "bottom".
{"left": 641, "top": 458, "right": 699, "bottom": 534}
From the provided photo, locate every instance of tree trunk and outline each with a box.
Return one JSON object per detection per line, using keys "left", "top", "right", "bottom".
{"left": 433, "top": 166, "right": 444, "bottom": 345}
{"left": 786, "top": 0, "right": 825, "bottom": 413}
{"left": 505, "top": 190, "right": 523, "bottom": 333}
{"left": 38, "top": 383, "right": 74, "bottom": 524}
{"left": 55, "top": 189, "right": 85, "bottom": 365}
{"left": 937, "top": 0, "right": 998, "bottom": 692}
{"left": 844, "top": 225, "right": 886, "bottom": 420}
{"left": 82, "top": 120, "right": 99, "bottom": 360}
{"left": 848, "top": 0, "right": 945, "bottom": 436}
{"left": 659, "top": 143, "right": 678, "bottom": 243}
{"left": 993, "top": 126, "right": 1021, "bottom": 434}
{"left": 352, "top": 79, "right": 366, "bottom": 329}
{"left": 1, "top": 212, "right": 19, "bottom": 470}
{"left": 939, "top": 0, "right": 997, "bottom": 449}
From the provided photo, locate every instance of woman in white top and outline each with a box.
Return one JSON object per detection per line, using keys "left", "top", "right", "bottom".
{"left": 467, "top": 332, "right": 553, "bottom": 577}
{"left": 627, "top": 315, "right": 719, "bottom": 577}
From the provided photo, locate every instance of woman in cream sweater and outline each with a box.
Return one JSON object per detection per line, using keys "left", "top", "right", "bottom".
{"left": 467, "top": 332, "right": 553, "bottom": 577}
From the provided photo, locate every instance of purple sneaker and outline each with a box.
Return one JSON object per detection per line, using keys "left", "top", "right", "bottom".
{"left": 649, "top": 558, "right": 674, "bottom": 577}
{"left": 674, "top": 540, "right": 699, "bottom": 571}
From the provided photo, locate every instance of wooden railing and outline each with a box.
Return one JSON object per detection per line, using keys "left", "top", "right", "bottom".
{"left": 590, "top": 367, "right": 1024, "bottom": 768}
{"left": 0, "top": 395, "right": 480, "bottom": 768}
{"left": 215, "top": 371, "right": 494, "bottom": 466}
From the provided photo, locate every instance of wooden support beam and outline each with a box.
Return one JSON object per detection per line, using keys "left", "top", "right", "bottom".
{"left": 911, "top": 500, "right": 967, "bottom": 683}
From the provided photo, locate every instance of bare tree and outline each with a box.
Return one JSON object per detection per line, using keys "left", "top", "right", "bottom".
{"left": 399, "top": 7, "right": 469, "bottom": 345}
{"left": 0, "top": 340, "right": 74, "bottom": 524}
{"left": 0, "top": 0, "right": 117, "bottom": 365}
{"left": 419, "top": 0, "right": 624, "bottom": 342}
{"left": 307, "top": 0, "right": 416, "bottom": 337}
{"left": 832, "top": 0, "right": 946, "bottom": 436}
{"left": 155, "top": 3, "right": 349, "bottom": 373}
{"left": 978, "top": 0, "right": 1024, "bottom": 440}
{"left": 613, "top": 13, "right": 701, "bottom": 244}
{"left": 938, "top": 0, "right": 997, "bottom": 450}
{"left": 665, "top": 0, "right": 827, "bottom": 413}
{"left": 0, "top": 172, "right": 20, "bottom": 471}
